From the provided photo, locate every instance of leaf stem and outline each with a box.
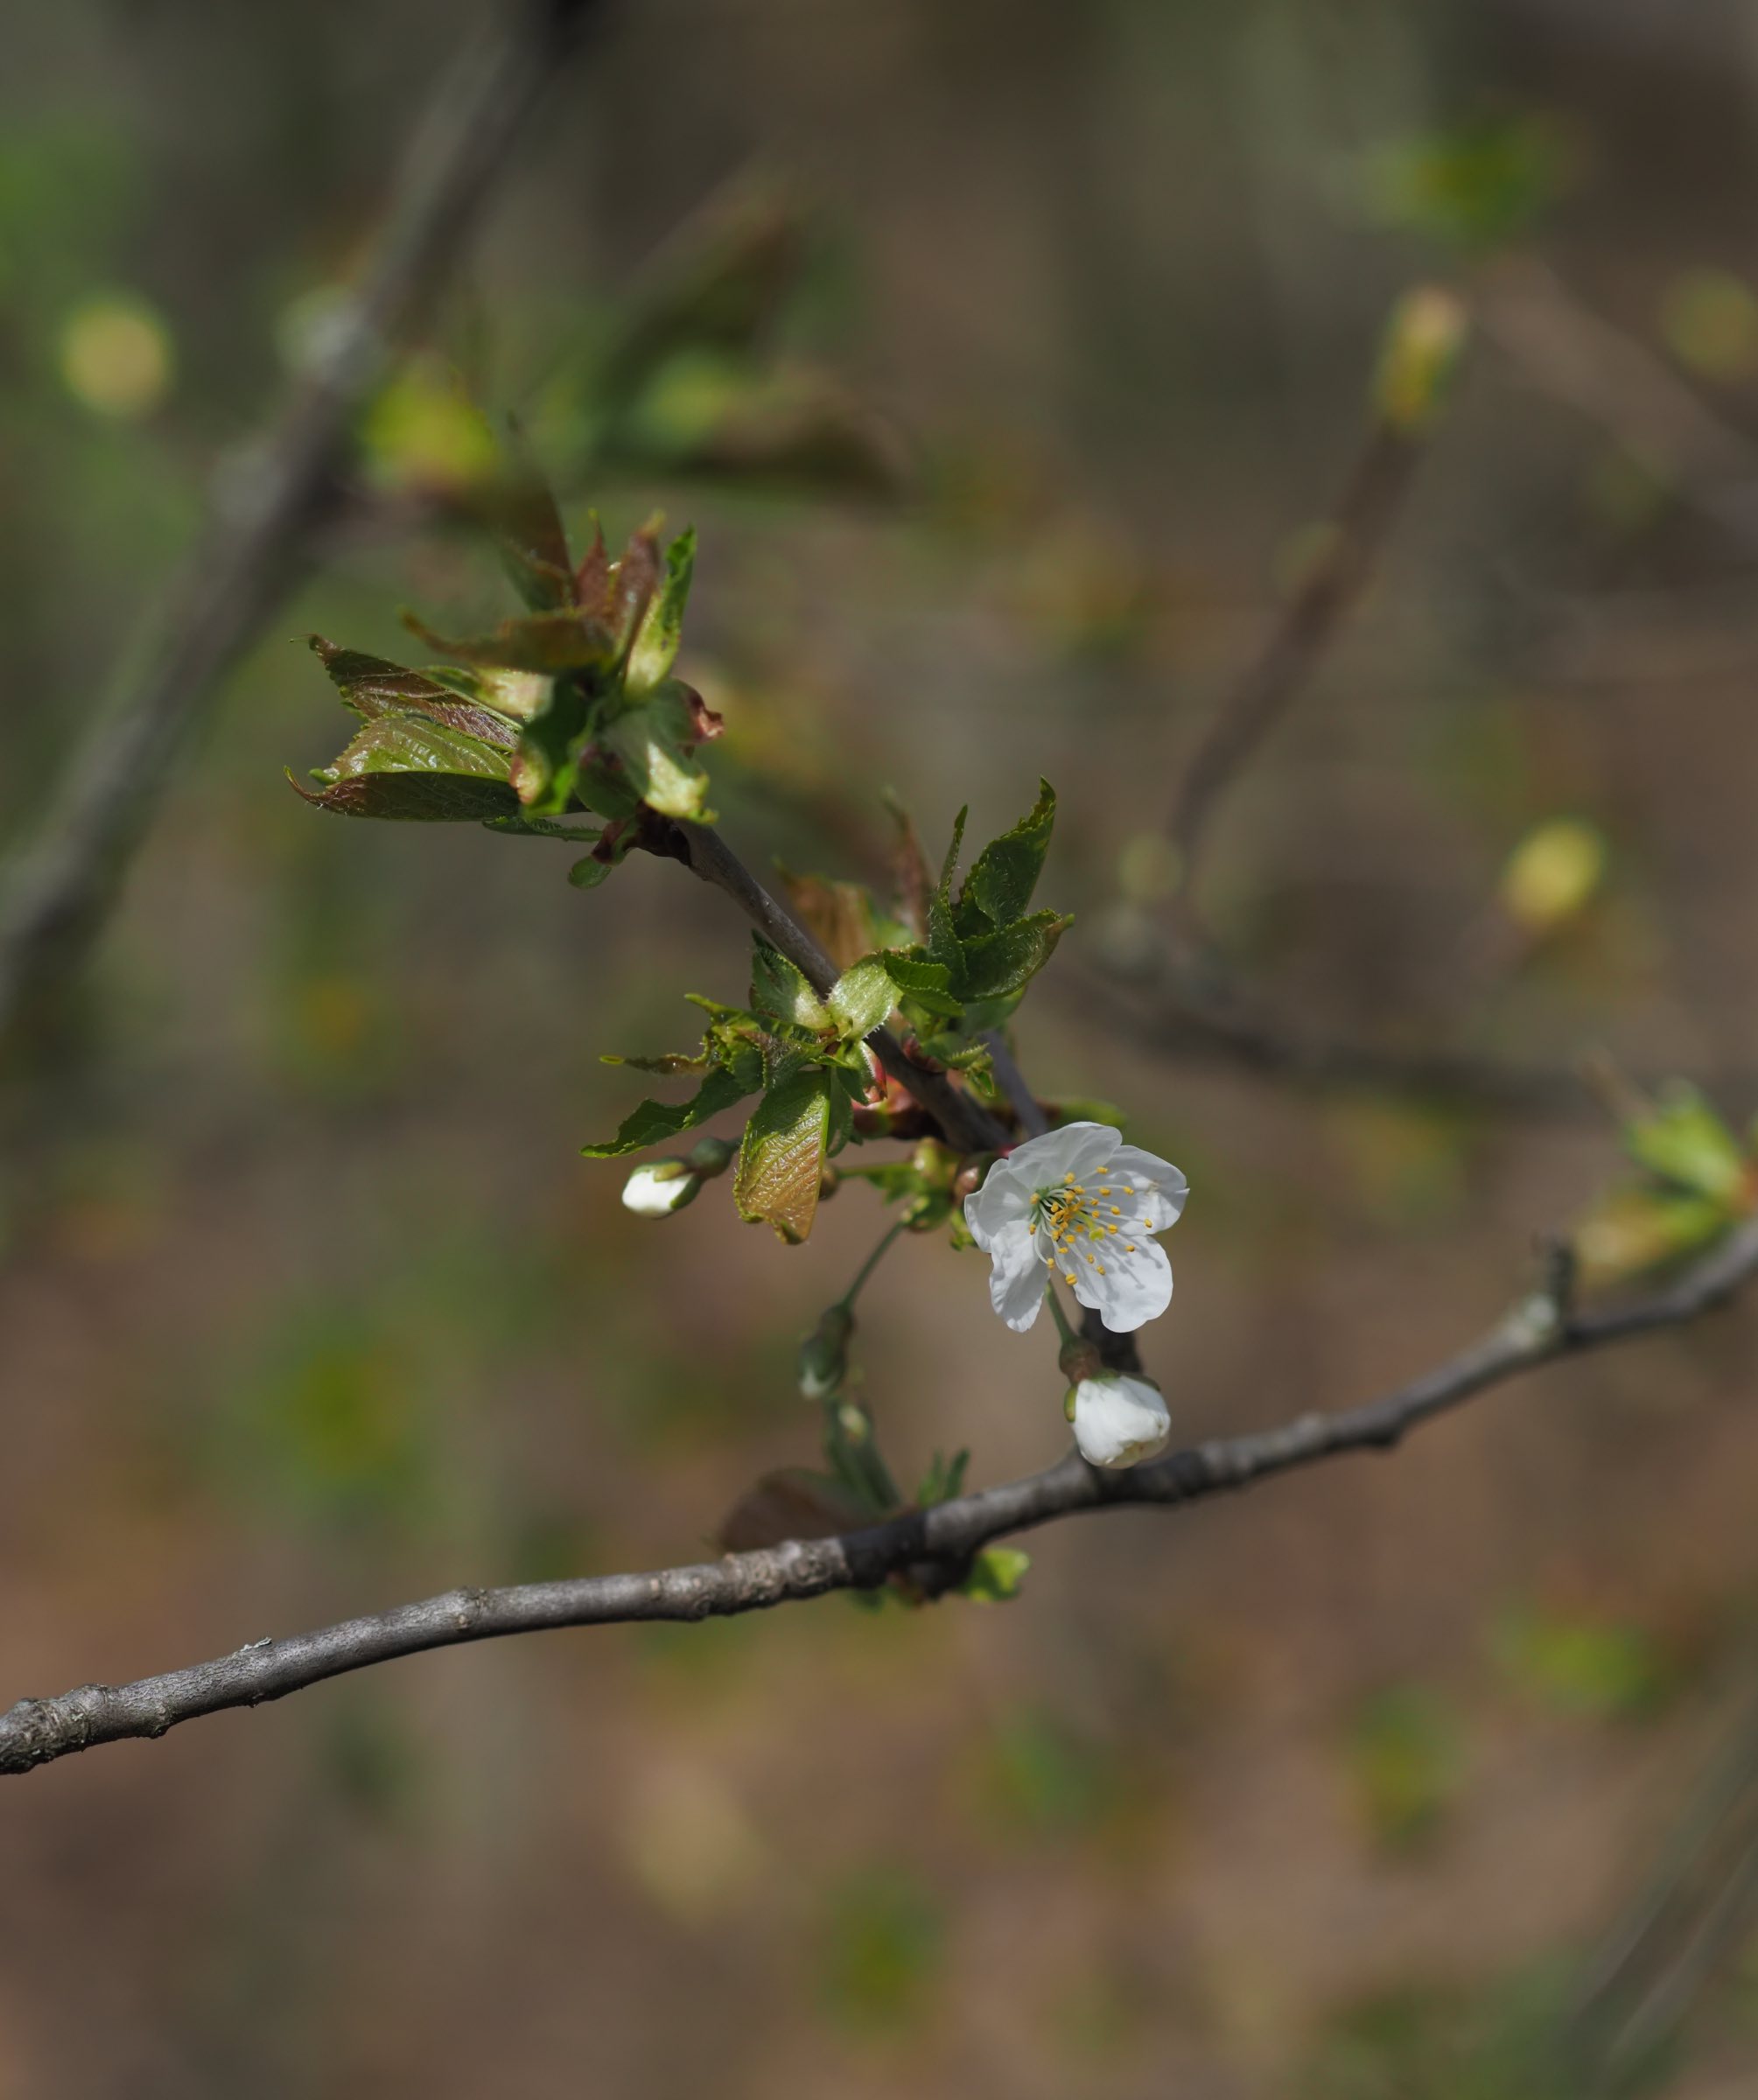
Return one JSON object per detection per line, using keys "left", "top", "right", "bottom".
{"left": 839, "top": 1219, "right": 907, "bottom": 1312}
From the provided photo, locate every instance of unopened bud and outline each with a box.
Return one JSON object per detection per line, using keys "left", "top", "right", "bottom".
{"left": 1374, "top": 285, "right": 1469, "bottom": 433}
{"left": 621, "top": 1159, "right": 700, "bottom": 1217}
{"left": 798, "top": 1302, "right": 856, "bottom": 1401}
{"left": 684, "top": 1135, "right": 735, "bottom": 1179}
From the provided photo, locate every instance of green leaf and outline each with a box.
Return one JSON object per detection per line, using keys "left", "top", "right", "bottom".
{"left": 291, "top": 714, "right": 520, "bottom": 822}
{"left": 626, "top": 527, "right": 695, "bottom": 694}
{"left": 307, "top": 637, "right": 522, "bottom": 750}
{"left": 876, "top": 948, "right": 963, "bottom": 1022}
{"left": 403, "top": 607, "right": 619, "bottom": 676}
{"left": 1624, "top": 1083, "right": 1750, "bottom": 1207}
{"left": 483, "top": 811, "right": 602, "bottom": 844}
{"left": 751, "top": 937, "right": 830, "bottom": 1030}
{"left": 827, "top": 956, "right": 898, "bottom": 1040}
{"left": 580, "top": 1063, "right": 754, "bottom": 1158}
{"left": 958, "top": 780, "right": 1055, "bottom": 931}
{"left": 603, "top": 1049, "right": 712, "bottom": 1075}
{"left": 599, "top": 679, "right": 713, "bottom": 820}
{"left": 956, "top": 910, "right": 1072, "bottom": 1002}
{"left": 735, "top": 1066, "right": 833, "bottom": 1242}
{"left": 959, "top": 1546, "right": 1030, "bottom": 1602}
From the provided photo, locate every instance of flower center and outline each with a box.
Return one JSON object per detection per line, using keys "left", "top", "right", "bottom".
{"left": 1032, "top": 1168, "right": 1141, "bottom": 1284}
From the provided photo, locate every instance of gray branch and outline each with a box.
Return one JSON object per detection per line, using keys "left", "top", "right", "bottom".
{"left": 7, "top": 1213, "right": 1755, "bottom": 1778}
{"left": 0, "top": 0, "right": 605, "bottom": 1036}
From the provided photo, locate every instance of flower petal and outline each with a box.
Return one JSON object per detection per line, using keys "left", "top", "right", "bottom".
{"left": 1068, "top": 1236, "right": 1171, "bottom": 1333}
{"left": 1007, "top": 1119, "right": 1122, "bottom": 1189}
{"left": 985, "top": 1219, "right": 1047, "bottom": 1332}
{"left": 1110, "top": 1145, "right": 1189, "bottom": 1232}
{"left": 963, "top": 1158, "right": 1032, "bottom": 1250}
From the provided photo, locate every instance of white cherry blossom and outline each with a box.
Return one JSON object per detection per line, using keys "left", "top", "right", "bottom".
{"left": 621, "top": 1161, "right": 699, "bottom": 1217}
{"left": 963, "top": 1121, "right": 1187, "bottom": 1334}
{"left": 1071, "top": 1374, "right": 1172, "bottom": 1468}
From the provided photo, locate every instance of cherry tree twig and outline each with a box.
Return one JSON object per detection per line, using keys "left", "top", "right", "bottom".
{"left": 0, "top": 0, "right": 606, "bottom": 1039}
{"left": 6, "top": 1211, "right": 1756, "bottom": 1777}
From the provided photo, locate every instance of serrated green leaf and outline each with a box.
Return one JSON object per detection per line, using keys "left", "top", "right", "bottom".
{"left": 626, "top": 528, "right": 695, "bottom": 694}
{"left": 957, "top": 910, "right": 1072, "bottom": 1002}
{"left": 958, "top": 780, "right": 1055, "bottom": 931}
{"left": 599, "top": 679, "right": 713, "bottom": 820}
{"left": 581, "top": 1062, "right": 754, "bottom": 1159}
{"left": 306, "top": 638, "right": 522, "bottom": 749}
{"left": 291, "top": 712, "right": 519, "bottom": 823}
{"left": 735, "top": 1067, "right": 833, "bottom": 1242}
{"left": 751, "top": 937, "right": 830, "bottom": 1031}
{"left": 876, "top": 948, "right": 963, "bottom": 1022}
{"left": 960, "top": 1546, "right": 1030, "bottom": 1603}
{"left": 827, "top": 957, "right": 898, "bottom": 1040}
{"left": 510, "top": 676, "right": 595, "bottom": 816}
{"left": 603, "top": 1049, "right": 713, "bottom": 1074}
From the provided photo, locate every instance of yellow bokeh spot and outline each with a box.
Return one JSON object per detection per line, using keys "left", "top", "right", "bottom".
{"left": 1500, "top": 817, "right": 1607, "bottom": 934}
{"left": 60, "top": 295, "right": 174, "bottom": 419}
{"left": 1659, "top": 268, "right": 1758, "bottom": 383}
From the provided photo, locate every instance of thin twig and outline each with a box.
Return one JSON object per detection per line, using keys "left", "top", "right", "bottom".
{"left": 1077, "top": 957, "right": 1598, "bottom": 1117}
{"left": 6, "top": 1213, "right": 1754, "bottom": 1777}
{"left": 0, "top": 0, "right": 605, "bottom": 1039}
{"left": 1170, "top": 418, "right": 1424, "bottom": 906}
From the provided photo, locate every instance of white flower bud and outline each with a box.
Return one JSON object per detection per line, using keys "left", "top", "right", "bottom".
{"left": 1071, "top": 1374, "right": 1170, "bottom": 1469}
{"left": 621, "top": 1160, "right": 699, "bottom": 1217}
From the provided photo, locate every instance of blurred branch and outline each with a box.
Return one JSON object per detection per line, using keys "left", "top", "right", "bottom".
{"left": 1478, "top": 254, "right": 1758, "bottom": 521}
{"left": 1565, "top": 1664, "right": 1758, "bottom": 2090}
{"left": 1167, "top": 287, "right": 1468, "bottom": 925}
{"left": 8, "top": 1210, "right": 1757, "bottom": 1777}
{"left": 0, "top": 0, "right": 606, "bottom": 1040}
{"left": 1075, "top": 956, "right": 1598, "bottom": 1118}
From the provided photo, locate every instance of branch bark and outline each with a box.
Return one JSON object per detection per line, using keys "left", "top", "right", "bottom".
{"left": 7, "top": 1213, "right": 1755, "bottom": 1778}
{"left": 658, "top": 816, "right": 1012, "bottom": 1156}
{"left": 0, "top": 0, "right": 605, "bottom": 1039}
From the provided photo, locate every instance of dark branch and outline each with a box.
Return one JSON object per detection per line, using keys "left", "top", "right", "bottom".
{"left": 0, "top": 0, "right": 606, "bottom": 1039}
{"left": 7, "top": 1213, "right": 1755, "bottom": 1778}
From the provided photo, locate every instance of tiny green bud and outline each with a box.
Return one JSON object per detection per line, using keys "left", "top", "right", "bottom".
{"left": 798, "top": 1302, "right": 856, "bottom": 1401}
{"left": 684, "top": 1134, "right": 736, "bottom": 1179}
{"left": 1063, "top": 1385, "right": 1078, "bottom": 1423}
{"left": 1374, "top": 285, "right": 1469, "bottom": 433}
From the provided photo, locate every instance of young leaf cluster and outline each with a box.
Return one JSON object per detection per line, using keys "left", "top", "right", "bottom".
{"left": 293, "top": 482, "right": 716, "bottom": 889}
{"left": 1572, "top": 1082, "right": 1758, "bottom": 1285}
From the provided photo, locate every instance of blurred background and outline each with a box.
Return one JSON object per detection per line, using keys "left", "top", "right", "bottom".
{"left": 6, "top": 0, "right": 1758, "bottom": 2093}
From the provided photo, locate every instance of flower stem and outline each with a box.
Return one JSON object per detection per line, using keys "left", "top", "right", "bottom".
{"left": 1044, "top": 1280, "right": 1080, "bottom": 1348}
{"left": 838, "top": 1219, "right": 906, "bottom": 1312}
